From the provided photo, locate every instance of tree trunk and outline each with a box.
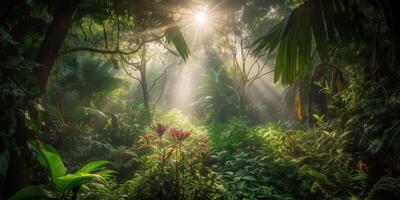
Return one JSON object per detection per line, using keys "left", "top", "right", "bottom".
{"left": 4, "top": 112, "right": 33, "bottom": 198}
{"left": 35, "top": 0, "right": 81, "bottom": 90}
{"left": 238, "top": 90, "right": 247, "bottom": 116}
{"left": 5, "top": 0, "right": 81, "bottom": 197}
{"left": 141, "top": 70, "right": 152, "bottom": 124}
{"left": 140, "top": 45, "right": 151, "bottom": 124}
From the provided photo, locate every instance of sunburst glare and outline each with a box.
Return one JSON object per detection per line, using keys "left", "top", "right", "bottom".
{"left": 195, "top": 10, "right": 207, "bottom": 24}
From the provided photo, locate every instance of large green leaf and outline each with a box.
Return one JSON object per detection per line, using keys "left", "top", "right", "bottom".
{"left": 42, "top": 150, "right": 67, "bottom": 181}
{"left": 9, "top": 185, "right": 50, "bottom": 200}
{"left": 96, "top": 169, "right": 117, "bottom": 178}
{"left": 69, "top": 106, "right": 107, "bottom": 122}
{"left": 27, "top": 140, "right": 47, "bottom": 168}
{"left": 27, "top": 140, "right": 67, "bottom": 181}
{"left": 74, "top": 160, "right": 111, "bottom": 175}
{"left": 25, "top": 141, "right": 113, "bottom": 194}
{"left": 165, "top": 25, "right": 190, "bottom": 62}
{"left": 53, "top": 174, "right": 98, "bottom": 193}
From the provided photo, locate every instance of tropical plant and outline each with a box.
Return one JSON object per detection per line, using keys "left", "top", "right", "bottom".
{"left": 9, "top": 140, "right": 115, "bottom": 200}
{"left": 48, "top": 54, "right": 126, "bottom": 108}
{"left": 252, "top": 0, "right": 360, "bottom": 84}
{"left": 193, "top": 68, "right": 237, "bottom": 122}
{"left": 119, "top": 117, "right": 225, "bottom": 200}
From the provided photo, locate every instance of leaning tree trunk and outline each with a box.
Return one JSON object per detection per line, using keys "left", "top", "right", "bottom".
{"left": 35, "top": 0, "right": 82, "bottom": 90}
{"left": 5, "top": 0, "right": 81, "bottom": 197}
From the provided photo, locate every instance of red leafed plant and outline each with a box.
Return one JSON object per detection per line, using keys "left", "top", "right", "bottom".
{"left": 170, "top": 128, "right": 191, "bottom": 141}
{"left": 151, "top": 123, "right": 169, "bottom": 137}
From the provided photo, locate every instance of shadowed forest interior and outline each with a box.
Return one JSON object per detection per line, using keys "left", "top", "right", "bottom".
{"left": 1, "top": 0, "right": 400, "bottom": 199}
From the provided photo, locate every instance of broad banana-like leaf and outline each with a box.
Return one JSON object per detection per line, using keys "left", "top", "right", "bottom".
{"left": 27, "top": 140, "right": 67, "bottom": 181}
{"left": 53, "top": 174, "right": 98, "bottom": 193}
{"left": 42, "top": 151, "right": 67, "bottom": 181}
{"left": 74, "top": 160, "right": 111, "bottom": 175}
{"left": 96, "top": 169, "right": 117, "bottom": 178}
{"left": 9, "top": 185, "right": 51, "bottom": 200}
{"left": 25, "top": 141, "right": 114, "bottom": 195}
{"left": 165, "top": 25, "right": 190, "bottom": 62}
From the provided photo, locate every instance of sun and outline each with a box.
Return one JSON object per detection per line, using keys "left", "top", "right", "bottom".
{"left": 179, "top": 4, "right": 217, "bottom": 40}
{"left": 195, "top": 10, "right": 207, "bottom": 24}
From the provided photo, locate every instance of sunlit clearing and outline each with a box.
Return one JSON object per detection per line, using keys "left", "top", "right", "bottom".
{"left": 195, "top": 10, "right": 207, "bottom": 24}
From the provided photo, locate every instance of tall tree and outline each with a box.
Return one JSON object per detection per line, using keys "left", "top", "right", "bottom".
{"left": 120, "top": 42, "right": 178, "bottom": 124}
{"left": 225, "top": 14, "right": 273, "bottom": 115}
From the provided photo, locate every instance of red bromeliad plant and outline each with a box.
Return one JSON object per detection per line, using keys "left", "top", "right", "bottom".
{"left": 169, "top": 127, "right": 191, "bottom": 198}
{"left": 170, "top": 128, "right": 191, "bottom": 141}
{"left": 151, "top": 123, "right": 169, "bottom": 138}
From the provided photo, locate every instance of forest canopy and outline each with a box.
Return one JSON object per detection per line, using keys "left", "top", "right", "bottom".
{"left": 1, "top": 0, "right": 400, "bottom": 199}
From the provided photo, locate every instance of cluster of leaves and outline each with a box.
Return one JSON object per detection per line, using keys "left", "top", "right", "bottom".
{"left": 208, "top": 117, "right": 400, "bottom": 200}
{"left": 332, "top": 63, "right": 400, "bottom": 199}
{"left": 209, "top": 119, "right": 297, "bottom": 199}
{"left": 193, "top": 67, "right": 237, "bottom": 122}
{"left": 10, "top": 140, "right": 114, "bottom": 200}
{"left": 40, "top": 53, "right": 142, "bottom": 181}
{"left": 252, "top": 0, "right": 361, "bottom": 84}
{"left": 111, "top": 111, "right": 226, "bottom": 200}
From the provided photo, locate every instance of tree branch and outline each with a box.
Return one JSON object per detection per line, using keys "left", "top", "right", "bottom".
{"left": 60, "top": 43, "right": 143, "bottom": 55}
{"left": 158, "top": 40, "right": 180, "bottom": 57}
{"left": 121, "top": 63, "right": 141, "bottom": 83}
{"left": 149, "top": 62, "right": 176, "bottom": 92}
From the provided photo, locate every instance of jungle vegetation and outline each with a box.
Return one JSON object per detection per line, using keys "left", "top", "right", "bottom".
{"left": 1, "top": 0, "right": 400, "bottom": 199}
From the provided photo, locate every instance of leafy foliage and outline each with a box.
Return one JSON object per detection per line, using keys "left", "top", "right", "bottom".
{"left": 193, "top": 68, "right": 237, "bottom": 122}
{"left": 252, "top": 0, "right": 360, "bottom": 84}
{"left": 165, "top": 26, "right": 190, "bottom": 62}
{"left": 10, "top": 141, "right": 114, "bottom": 200}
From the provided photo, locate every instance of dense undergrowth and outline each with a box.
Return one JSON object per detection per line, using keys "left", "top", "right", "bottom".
{"left": 46, "top": 110, "right": 398, "bottom": 200}
{"left": 5, "top": 48, "right": 400, "bottom": 200}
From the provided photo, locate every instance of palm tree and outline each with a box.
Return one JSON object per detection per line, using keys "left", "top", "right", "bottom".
{"left": 252, "top": 0, "right": 362, "bottom": 122}
{"left": 193, "top": 68, "right": 237, "bottom": 122}
{"left": 252, "top": 0, "right": 360, "bottom": 85}
{"left": 46, "top": 54, "right": 126, "bottom": 129}
{"left": 48, "top": 54, "right": 125, "bottom": 107}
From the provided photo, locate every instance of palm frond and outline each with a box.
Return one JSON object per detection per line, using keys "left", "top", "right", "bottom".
{"left": 367, "top": 176, "right": 400, "bottom": 200}
{"left": 252, "top": 0, "right": 359, "bottom": 84}
{"left": 165, "top": 25, "right": 190, "bottom": 62}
